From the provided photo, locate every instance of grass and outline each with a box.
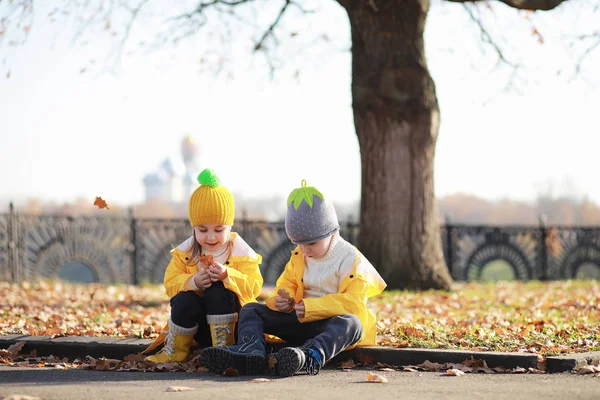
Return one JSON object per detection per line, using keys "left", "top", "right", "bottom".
{"left": 1, "top": 279, "right": 598, "bottom": 356}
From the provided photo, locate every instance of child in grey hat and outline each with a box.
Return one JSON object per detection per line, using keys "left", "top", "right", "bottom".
{"left": 201, "top": 179, "right": 387, "bottom": 377}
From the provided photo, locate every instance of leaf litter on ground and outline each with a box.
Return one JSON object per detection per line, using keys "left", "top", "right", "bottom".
{"left": 1, "top": 279, "right": 598, "bottom": 375}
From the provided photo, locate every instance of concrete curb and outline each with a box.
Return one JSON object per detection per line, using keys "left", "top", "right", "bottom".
{"left": 1, "top": 335, "right": 596, "bottom": 373}
{"left": 545, "top": 351, "right": 600, "bottom": 373}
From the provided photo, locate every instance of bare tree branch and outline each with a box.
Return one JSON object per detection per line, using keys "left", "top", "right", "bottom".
{"left": 253, "top": 0, "right": 290, "bottom": 51}
{"left": 0, "top": 0, "right": 34, "bottom": 47}
{"left": 461, "top": 3, "right": 515, "bottom": 67}
{"left": 446, "top": 0, "right": 569, "bottom": 11}
{"left": 460, "top": 3, "right": 528, "bottom": 103}
{"left": 109, "top": 0, "right": 150, "bottom": 68}
{"left": 71, "top": 0, "right": 114, "bottom": 47}
{"left": 571, "top": 30, "right": 600, "bottom": 78}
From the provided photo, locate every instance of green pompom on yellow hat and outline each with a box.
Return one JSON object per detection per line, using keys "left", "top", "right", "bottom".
{"left": 188, "top": 168, "right": 235, "bottom": 227}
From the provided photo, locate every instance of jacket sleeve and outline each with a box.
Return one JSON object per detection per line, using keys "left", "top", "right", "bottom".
{"left": 224, "top": 259, "right": 264, "bottom": 305}
{"left": 300, "top": 277, "right": 370, "bottom": 323}
{"left": 265, "top": 259, "right": 298, "bottom": 311}
{"left": 163, "top": 254, "right": 195, "bottom": 299}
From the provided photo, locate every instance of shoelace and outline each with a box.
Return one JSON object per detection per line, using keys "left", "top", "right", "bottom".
{"left": 162, "top": 329, "right": 175, "bottom": 356}
{"left": 305, "top": 349, "right": 321, "bottom": 375}
{"left": 213, "top": 325, "right": 231, "bottom": 346}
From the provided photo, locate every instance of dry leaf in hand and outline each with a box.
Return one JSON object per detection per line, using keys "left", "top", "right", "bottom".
{"left": 199, "top": 254, "right": 214, "bottom": 270}
{"left": 166, "top": 386, "right": 195, "bottom": 392}
{"left": 93, "top": 196, "right": 110, "bottom": 210}
{"left": 277, "top": 289, "right": 295, "bottom": 306}
{"left": 367, "top": 371, "right": 388, "bottom": 383}
{"left": 446, "top": 369, "right": 465, "bottom": 376}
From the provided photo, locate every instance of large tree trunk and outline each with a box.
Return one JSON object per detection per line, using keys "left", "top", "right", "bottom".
{"left": 339, "top": 0, "right": 452, "bottom": 290}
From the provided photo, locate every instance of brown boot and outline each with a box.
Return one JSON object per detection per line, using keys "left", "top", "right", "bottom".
{"left": 145, "top": 320, "right": 197, "bottom": 363}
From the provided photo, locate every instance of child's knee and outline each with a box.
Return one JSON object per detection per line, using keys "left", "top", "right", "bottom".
{"left": 170, "top": 291, "right": 198, "bottom": 309}
{"left": 240, "top": 302, "right": 265, "bottom": 315}
{"left": 334, "top": 314, "right": 363, "bottom": 335}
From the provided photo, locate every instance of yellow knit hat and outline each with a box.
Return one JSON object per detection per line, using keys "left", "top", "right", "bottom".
{"left": 188, "top": 169, "right": 235, "bottom": 227}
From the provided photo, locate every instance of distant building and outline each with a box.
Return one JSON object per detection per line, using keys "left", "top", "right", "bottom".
{"left": 143, "top": 135, "right": 200, "bottom": 204}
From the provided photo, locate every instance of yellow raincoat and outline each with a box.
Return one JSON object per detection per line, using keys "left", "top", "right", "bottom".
{"left": 265, "top": 246, "right": 386, "bottom": 347}
{"left": 142, "top": 232, "right": 263, "bottom": 354}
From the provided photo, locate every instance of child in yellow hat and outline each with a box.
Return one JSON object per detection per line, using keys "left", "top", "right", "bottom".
{"left": 143, "top": 169, "right": 263, "bottom": 364}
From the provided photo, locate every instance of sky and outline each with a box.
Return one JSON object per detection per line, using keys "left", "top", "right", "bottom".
{"left": 0, "top": 0, "right": 598, "bottom": 212}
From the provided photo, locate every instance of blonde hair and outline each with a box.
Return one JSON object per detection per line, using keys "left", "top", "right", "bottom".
{"left": 186, "top": 230, "right": 203, "bottom": 266}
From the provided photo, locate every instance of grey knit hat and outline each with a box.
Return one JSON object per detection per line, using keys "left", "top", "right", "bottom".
{"left": 285, "top": 179, "right": 339, "bottom": 245}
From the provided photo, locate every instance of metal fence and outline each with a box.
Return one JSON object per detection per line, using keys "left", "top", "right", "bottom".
{"left": 1, "top": 204, "right": 599, "bottom": 285}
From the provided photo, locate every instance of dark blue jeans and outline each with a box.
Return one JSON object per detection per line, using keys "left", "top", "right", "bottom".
{"left": 237, "top": 302, "right": 363, "bottom": 363}
{"left": 170, "top": 282, "right": 240, "bottom": 346}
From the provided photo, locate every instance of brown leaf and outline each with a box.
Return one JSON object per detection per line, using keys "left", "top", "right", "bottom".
{"left": 5, "top": 341, "right": 26, "bottom": 358}
{"left": 461, "top": 357, "right": 492, "bottom": 372}
{"left": 199, "top": 254, "right": 213, "bottom": 270}
{"left": 166, "top": 386, "right": 195, "bottom": 392}
{"left": 277, "top": 289, "right": 295, "bottom": 306}
{"left": 366, "top": 371, "right": 388, "bottom": 383}
{"left": 575, "top": 365, "right": 600, "bottom": 374}
{"left": 267, "top": 354, "right": 277, "bottom": 370}
{"left": 356, "top": 353, "right": 376, "bottom": 365}
{"left": 446, "top": 368, "right": 465, "bottom": 376}
{"left": 223, "top": 367, "right": 240, "bottom": 376}
{"left": 339, "top": 359, "right": 356, "bottom": 369}
{"left": 123, "top": 354, "right": 146, "bottom": 362}
{"left": 415, "top": 360, "right": 446, "bottom": 371}
{"left": 93, "top": 196, "right": 110, "bottom": 210}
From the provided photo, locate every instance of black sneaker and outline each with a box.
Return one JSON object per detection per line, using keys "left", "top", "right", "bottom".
{"left": 275, "top": 346, "right": 322, "bottom": 377}
{"left": 200, "top": 335, "right": 266, "bottom": 375}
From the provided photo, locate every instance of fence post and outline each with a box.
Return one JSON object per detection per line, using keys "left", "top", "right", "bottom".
{"left": 445, "top": 214, "right": 454, "bottom": 278}
{"left": 8, "top": 202, "right": 20, "bottom": 283}
{"left": 129, "top": 207, "right": 138, "bottom": 285}
{"left": 539, "top": 214, "right": 548, "bottom": 281}
{"left": 241, "top": 208, "right": 249, "bottom": 240}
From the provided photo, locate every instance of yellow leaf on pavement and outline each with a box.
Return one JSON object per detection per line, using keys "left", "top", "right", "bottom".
{"left": 367, "top": 371, "right": 388, "bottom": 383}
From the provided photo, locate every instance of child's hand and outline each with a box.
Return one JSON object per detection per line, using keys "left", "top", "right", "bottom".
{"left": 207, "top": 261, "right": 228, "bottom": 282}
{"left": 194, "top": 268, "right": 212, "bottom": 289}
{"left": 275, "top": 296, "right": 295, "bottom": 313}
{"left": 294, "top": 300, "right": 305, "bottom": 318}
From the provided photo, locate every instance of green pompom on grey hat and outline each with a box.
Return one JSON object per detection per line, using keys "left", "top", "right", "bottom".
{"left": 285, "top": 179, "right": 339, "bottom": 245}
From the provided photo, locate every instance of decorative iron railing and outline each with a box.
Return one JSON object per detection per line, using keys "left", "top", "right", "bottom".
{"left": 1, "top": 204, "right": 598, "bottom": 285}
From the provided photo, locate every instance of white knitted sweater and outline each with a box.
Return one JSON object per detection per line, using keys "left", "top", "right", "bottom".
{"left": 303, "top": 233, "right": 357, "bottom": 299}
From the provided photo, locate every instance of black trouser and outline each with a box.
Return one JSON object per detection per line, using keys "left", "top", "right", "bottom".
{"left": 237, "top": 302, "right": 363, "bottom": 363}
{"left": 170, "top": 282, "right": 240, "bottom": 346}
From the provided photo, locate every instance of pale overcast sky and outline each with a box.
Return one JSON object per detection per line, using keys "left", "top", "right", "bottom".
{"left": 0, "top": 1, "right": 598, "bottom": 211}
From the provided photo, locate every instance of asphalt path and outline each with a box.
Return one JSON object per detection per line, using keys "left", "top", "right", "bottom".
{"left": 1, "top": 365, "right": 599, "bottom": 400}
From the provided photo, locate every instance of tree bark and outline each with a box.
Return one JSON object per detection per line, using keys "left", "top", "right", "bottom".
{"left": 339, "top": 0, "right": 452, "bottom": 290}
